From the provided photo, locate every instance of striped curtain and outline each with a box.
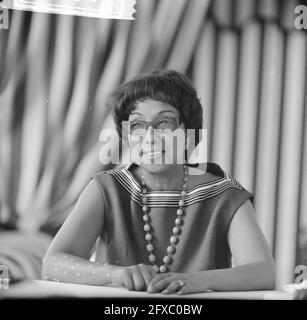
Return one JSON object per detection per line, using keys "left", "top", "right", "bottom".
{"left": 0, "top": 0, "right": 306, "bottom": 288}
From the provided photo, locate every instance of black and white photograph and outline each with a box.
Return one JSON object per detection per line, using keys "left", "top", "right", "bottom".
{"left": 0, "top": 0, "right": 307, "bottom": 310}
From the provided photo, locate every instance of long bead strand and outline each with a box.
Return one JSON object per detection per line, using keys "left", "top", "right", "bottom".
{"left": 141, "top": 165, "right": 188, "bottom": 273}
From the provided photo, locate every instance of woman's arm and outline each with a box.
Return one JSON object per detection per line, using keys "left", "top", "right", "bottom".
{"left": 147, "top": 199, "right": 276, "bottom": 294}
{"left": 220, "top": 198, "right": 275, "bottom": 290}
{"left": 42, "top": 180, "right": 113, "bottom": 285}
{"left": 42, "top": 252, "right": 113, "bottom": 285}
{"left": 42, "top": 179, "right": 157, "bottom": 289}
{"left": 201, "top": 198, "right": 276, "bottom": 291}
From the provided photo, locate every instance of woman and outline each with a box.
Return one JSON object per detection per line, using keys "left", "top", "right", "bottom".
{"left": 42, "top": 70, "right": 275, "bottom": 295}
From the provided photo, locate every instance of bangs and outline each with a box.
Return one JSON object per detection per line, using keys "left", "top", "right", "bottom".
{"left": 119, "top": 73, "right": 188, "bottom": 112}
{"left": 110, "top": 70, "right": 203, "bottom": 145}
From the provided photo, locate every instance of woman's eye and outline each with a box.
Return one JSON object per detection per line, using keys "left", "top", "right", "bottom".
{"left": 131, "top": 121, "right": 145, "bottom": 129}
{"left": 158, "top": 119, "right": 170, "bottom": 124}
{"left": 158, "top": 119, "right": 173, "bottom": 127}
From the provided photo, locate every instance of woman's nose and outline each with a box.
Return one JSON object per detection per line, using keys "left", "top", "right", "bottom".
{"left": 143, "top": 125, "right": 155, "bottom": 144}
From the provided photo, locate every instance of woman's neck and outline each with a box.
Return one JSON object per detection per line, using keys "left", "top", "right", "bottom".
{"left": 136, "top": 165, "right": 185, "bottom": 191}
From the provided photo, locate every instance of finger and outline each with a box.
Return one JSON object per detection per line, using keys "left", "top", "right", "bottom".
{"left": 177, "top": 285, "right": 190, "bottom": 295}
{"left": 147, "top": 266, "right": 158, "bottom": 279}
{"left": 161, "top": 280, "right": 185, "bottom": 295}
{"left": 148, "top": 276, "right": 175, "bottom": 293}
{"left": 146, "top": 265, "right": 159, "bottom": 282}
{"left": 121, "top": 269, "right": 134, "bottom": 291}
{"left": 131, "top": 268, "right": 146, "bottom": 291}
{"left": 147, "top": 273, "right": 172, "bottom": 292}
{"left": 149, "top": 273, "right": 171, "bottom": 286}
{"left": 138, "top": 265, "right": 154, "bottom": 288}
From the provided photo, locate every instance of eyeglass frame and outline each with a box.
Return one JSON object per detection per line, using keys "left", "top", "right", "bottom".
{"left": 126, "top": 115, "right": 184, "bottom": 136}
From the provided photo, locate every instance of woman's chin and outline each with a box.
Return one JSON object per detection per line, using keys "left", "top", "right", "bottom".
{"left": 131, "top": 151, "right": 185, "bottom": 173}
{"left": 139, "top": 158, "right": 185, "bottom": 174}
{"left": 139, "top": 163, "right": 173, "bottom": 174}
{"left": 137, "top": 153, "right": 167, "bottom": 172}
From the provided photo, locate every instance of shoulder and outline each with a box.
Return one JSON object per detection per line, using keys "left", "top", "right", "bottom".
{"left": 91, "top": 165, "right": 126, "bottom": 181}
{"left": 209, "top": 162, "right": 253, "bottom": 194}
{"left": 186, "top": 162, "right": 222, "bottom": 187}
{"left": 90, "top": 165, "right": 130, "bottom": 195}
{"left": 187, "top": 162, "right": 241, "bottom": 189}
{"left": 192, "top": 162, "right": 254, "bottom": 204}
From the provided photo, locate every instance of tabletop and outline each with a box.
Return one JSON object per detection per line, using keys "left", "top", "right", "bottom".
{"left": 0, "top": 280, "right": 294, "bottom": 299}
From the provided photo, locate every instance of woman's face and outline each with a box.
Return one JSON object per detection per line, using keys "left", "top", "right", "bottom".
{"left": 126, "top": 99, "right": 186, "bottom": 174}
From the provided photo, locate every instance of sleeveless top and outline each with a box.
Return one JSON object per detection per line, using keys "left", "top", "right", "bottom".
{"left": 91, "top": 162, "right": 254, "bottom": 273}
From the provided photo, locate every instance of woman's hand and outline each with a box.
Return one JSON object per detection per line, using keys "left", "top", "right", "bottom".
{"left": 147, "top": 272, "right": 206, "bottom": 295}
{"left": 110, "top": 263, "right": 158, "bottom": 291}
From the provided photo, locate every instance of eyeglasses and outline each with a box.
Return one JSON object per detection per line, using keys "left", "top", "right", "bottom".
{"left": 127, "top": 116, "right": 183, "bottom": 136}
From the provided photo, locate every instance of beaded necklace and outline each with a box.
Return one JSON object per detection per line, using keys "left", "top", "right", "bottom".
{"left": 140, "top": 164, "right": 188, "bottom": 273}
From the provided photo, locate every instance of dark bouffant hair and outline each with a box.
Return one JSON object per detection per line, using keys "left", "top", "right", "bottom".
{"left": 110, "top": 69, "right": 203, "bottom": 146}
